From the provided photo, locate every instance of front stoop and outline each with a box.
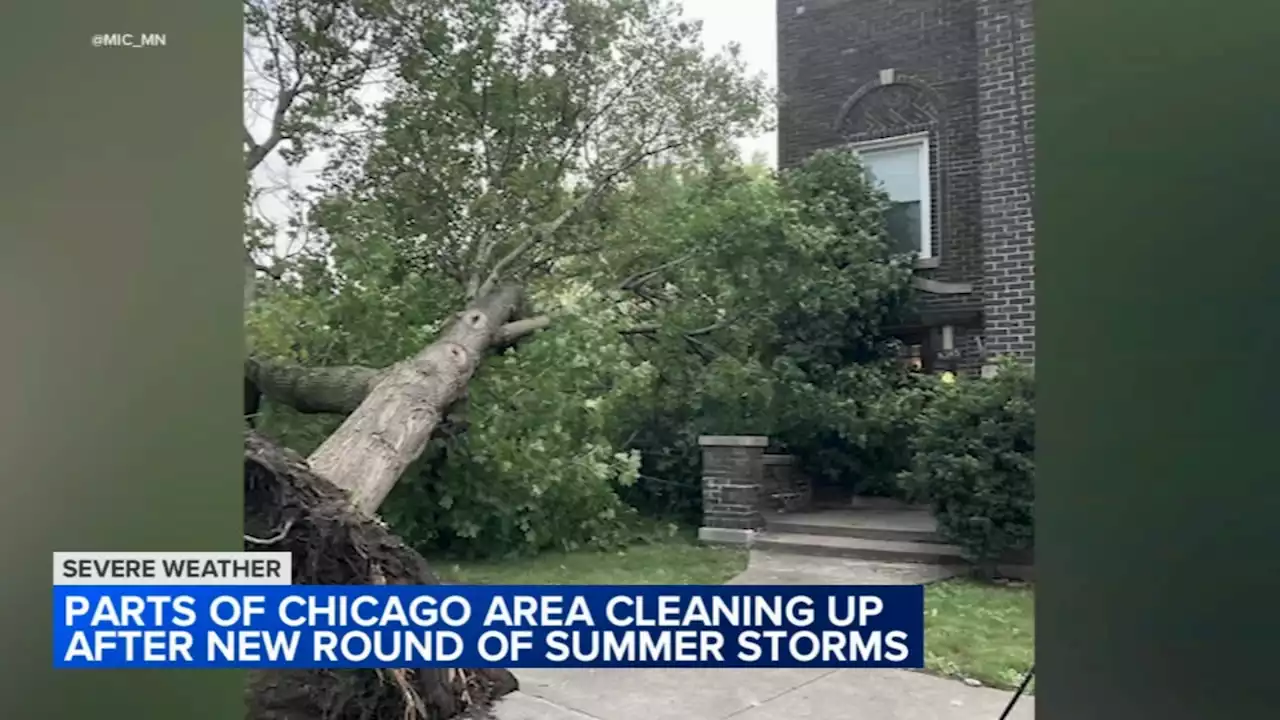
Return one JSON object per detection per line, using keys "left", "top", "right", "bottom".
{"left": 752, "top": 531, "right": 968, "bottom": 566}
{"left": 765, "top": 508, "right": 944, "bottom": 545}
{"left": 757, "top": 507, "right": 966, "bottom": 565}
{"left": 701, "top": 507, "right": 1033, "bottom": 579}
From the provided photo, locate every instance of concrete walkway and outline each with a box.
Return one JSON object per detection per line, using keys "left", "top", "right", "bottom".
{"left": 490, "top": 552, "right": 1034, "bottom": 720}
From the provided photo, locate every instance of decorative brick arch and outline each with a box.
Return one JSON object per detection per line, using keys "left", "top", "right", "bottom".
{"left": 835, "top": 72, "right": 945, "bottom": 135}
{"left": 834, "top": 71, "right": 950, "bottom": 251}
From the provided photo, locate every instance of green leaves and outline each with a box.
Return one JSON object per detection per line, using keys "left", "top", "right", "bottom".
{"left": 582, "top": 152, "right": 922, "bottom": 516}
{"left": 245, "top": 4, "right": 938, "bottom": 557}
{"left": 304, "top": 0, "right": 771, "bottom": 298}
{"left": 244, "top": 0, "right": 400, "bottom": 168}
{"left": 377, "top": 294, "right": 645, "bottom": 557}
{"left": 901, "top": 360, "right": 1036, "bottom": 571}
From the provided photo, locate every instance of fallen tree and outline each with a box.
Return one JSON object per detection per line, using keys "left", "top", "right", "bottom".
{"left": 244, "top": 430, "right": 518, "bottom": 720}
{"left": 306, "top": 285, "right": 532, "bottom": 514}
{"left": 241, "top": 288, "right": 539, "bottom": 719}
{"left": 238, "top": 0, "right": 771, "bottom": 715}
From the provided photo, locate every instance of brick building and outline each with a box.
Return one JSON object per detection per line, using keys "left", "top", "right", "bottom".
{"left": 777, "top": 0, "right": 1035, "bottom": 373}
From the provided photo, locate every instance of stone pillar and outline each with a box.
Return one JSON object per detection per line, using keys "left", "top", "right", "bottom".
{"left": 697, "top": 435, "right": 769, "bottom": 545}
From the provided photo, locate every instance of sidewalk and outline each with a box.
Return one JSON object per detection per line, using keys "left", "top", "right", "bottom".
{"left": 490, "top": 552, "right": 1034, "bottom": 720}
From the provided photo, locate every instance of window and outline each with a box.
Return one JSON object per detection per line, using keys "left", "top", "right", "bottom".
{"left": 853, "top": 134, "right": 932, "bottom": 259}
{"left": 896, "top": 324, "right": 960, "bottom": 375}
{"left": 896, "top": 331, "right": 935, "bottom": 373}
{"left": 900, "top": 343, "right": 925, "bottom": 372}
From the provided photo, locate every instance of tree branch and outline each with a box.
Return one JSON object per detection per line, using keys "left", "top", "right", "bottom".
{"left": 245, "top": 87, "right": 299, "bottom": 172}
{"left": 243, "top": 124, "right": 263, "bottom": 164}
{"left": 248, "top": 316, "right": 552, "bottom": 415}
{"left": 549, "top": 60, "right": 651, "bottom": 187}
{"left": 619, "top": 253, "right": 693, "bottom": 291}
{"left": 255, "top": 261, "right": 284, "bottom": 280}
{"left": 472, "top": 139, "right": 687, "bottom": 299}
{"left": 494, "top": 315, "right": 551, "bottom": 346}
{"left": 246, "top": 357, "right": 385, "bottom": 415}
{"left": 621, "top": 309, "right": 747, "bottom": 339}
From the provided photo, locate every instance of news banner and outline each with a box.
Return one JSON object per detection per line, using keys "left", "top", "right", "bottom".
{"left": 53, "top": 552, "right": 924, "bottom": 669}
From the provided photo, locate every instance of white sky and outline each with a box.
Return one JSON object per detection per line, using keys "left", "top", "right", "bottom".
{"left": 247, "top": 0, "right": 777, "bottom": 256}
{"left": 685, "top": 0, "right": 777, "bottom": 165}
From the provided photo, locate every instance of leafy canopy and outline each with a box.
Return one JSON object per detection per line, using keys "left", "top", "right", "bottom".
{"left": 246, "top": 0, "right": 941, "bottom": 557}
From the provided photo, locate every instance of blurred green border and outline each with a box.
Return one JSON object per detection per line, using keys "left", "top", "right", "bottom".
{"left": 1, "top": 1, "right": 1278, "bottom": 719}
{"left": 1039, "top": 0, "right": 1279, "bottom": 717}
{"left": 0, "top": 2, "right": 244, "bottom": 718}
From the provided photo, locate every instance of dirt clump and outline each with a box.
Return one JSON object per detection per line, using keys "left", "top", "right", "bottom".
{"left": 243, "top": 431, "right": 518, "bottom": 720}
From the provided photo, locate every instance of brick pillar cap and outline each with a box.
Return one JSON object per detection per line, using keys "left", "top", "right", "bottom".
{"left": 698, "top": 435, "right": 769, "bottom": 448}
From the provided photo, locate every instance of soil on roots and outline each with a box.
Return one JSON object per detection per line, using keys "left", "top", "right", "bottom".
{"left": 243, "top": 431, "right": 518, "bottom": 720}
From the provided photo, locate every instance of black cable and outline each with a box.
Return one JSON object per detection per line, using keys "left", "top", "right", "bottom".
{"left": 997, "top": 664, "right": 1034, "bottom": 720}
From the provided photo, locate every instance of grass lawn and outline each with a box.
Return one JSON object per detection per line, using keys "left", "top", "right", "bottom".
{"left": 435, "top": 537, "right": 1033, "bottom": 692}
{"left": 435, "top": 535, "right": 748, "bottom": 586}
{"left": 924, "top": 579, "right": 1035, "bottom": 691}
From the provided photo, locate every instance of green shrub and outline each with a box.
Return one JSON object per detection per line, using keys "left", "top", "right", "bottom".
{"left": 378, "top": 301, "right": 646, "bottom": 559}
{"left": 596, "top": 151, "right": 917, "bottom": 518}
{"left": 611, "top": 355, "right": 783, "bottom": 522}
{"left": 766, "top": 361, "right": 936, "bottom": 499}
{"left": 900, "top": 359, "right": 1035, "bottom": 574}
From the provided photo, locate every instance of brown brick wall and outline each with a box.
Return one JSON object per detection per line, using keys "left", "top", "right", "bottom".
{"left": 777, "top": 0, "right": 1036, "bottom": 368}
{"left": 976, "top": 0, "right": 1036, "bottom": 361}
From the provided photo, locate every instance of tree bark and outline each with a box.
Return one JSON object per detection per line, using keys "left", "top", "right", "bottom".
{"left": 244, "top": 250, "right": 258, "bottom": 310}
{"left": 246, "top": 314, "right": 550, "bottom": 417}
{"left": 246, "top": 358, "right": 384, "bottom": 415}
{"left": 307, "top": 285, "right": 525, "bottom": 515}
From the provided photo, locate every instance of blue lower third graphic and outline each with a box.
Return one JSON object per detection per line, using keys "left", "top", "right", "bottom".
{"left": 53, "top": 585, "right": 925, "bottom": 669}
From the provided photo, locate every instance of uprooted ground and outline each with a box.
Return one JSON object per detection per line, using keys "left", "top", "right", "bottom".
{"left": 243, "top": 431, "right": 518, "bottom": 720}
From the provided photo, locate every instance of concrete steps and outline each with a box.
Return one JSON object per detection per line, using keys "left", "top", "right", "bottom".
{"left": 764, "top": 516, "right": 945, "bottom": 545}
{"left": 753, "top": 530, "right": 969, "bottom": 566}
{"left": 751, "top": 507, "right": 1033, "bottom": 578}
{"left": 754, "top": 507, "right": 967, "bottom": 567}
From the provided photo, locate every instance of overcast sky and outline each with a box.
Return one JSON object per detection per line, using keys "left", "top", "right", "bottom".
{"left": 685, "top": 0, "right": 777, "bottom": 165}
{"left": 247, "top": 0, "right": 777, "bottom": 253}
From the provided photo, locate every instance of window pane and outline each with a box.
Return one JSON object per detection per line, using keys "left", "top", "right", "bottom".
{"left": 884, "top": 201, "right": 921, "bottom": 254}
{"left": 901, "top": 343, "right": 924, "bottom": 371}
{"left": 861, "top": 144, "right": 922, "bottom": 202}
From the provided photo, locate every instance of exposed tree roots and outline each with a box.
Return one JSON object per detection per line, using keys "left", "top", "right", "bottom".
{"left": 243, "top": 431, "right": 518, "bottom": 720}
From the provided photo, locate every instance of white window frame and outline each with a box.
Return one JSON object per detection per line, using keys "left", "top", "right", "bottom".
{"left": 850, "top": 132, "right": 933, "bottom": 260}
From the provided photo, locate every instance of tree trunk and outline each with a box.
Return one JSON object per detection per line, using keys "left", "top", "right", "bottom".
{"left": 244, "top": 255, "right": 256, "bottom": 310}
{"left": 307, "top": 285, "right": 525, "bottom": 515}
{"left": 246, "top": 315, "right": 550, "bottom": 418}
{"left": 242, "top": 288, "right": 534, "bottom": 720}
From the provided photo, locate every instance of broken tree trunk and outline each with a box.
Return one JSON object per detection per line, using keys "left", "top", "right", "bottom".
{"left": 244, "top": 431, "right": 518, "bottom": 719}
{"left": 306, "top": 285, "right": 526, "bottom": 515}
